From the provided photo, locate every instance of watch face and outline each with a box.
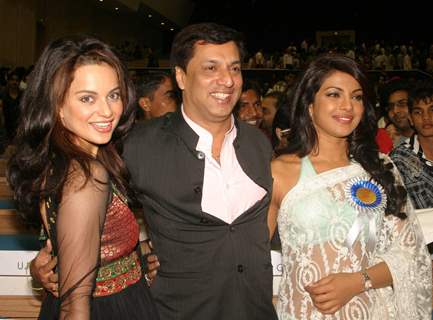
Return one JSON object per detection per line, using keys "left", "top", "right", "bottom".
{"left": 361, "top": 270, "right": 373, "bottom": 291}
{"left": 365, "top": 279, "right": 373, "bottom": 290}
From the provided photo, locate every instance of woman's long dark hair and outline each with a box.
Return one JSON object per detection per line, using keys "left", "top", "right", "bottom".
{"left": 7, "top": 36, "right": 137, "bottom": 226}
{"left": 284, "top": 54, "right": 407, "bottom": 219}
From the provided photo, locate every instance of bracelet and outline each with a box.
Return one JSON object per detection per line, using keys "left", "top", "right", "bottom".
{"left": 32, "top": 286, "right": 44, "bottom": 291}
{"left": 144, "top": 273, "right": 152, "bottom": 286}
{"left": 361, "top": 269, "right": 373, "bottom": 292}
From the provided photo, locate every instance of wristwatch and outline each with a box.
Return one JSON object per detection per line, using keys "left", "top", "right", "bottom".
{"left": 361, "top": 269, "right": 373, "bottom": 291}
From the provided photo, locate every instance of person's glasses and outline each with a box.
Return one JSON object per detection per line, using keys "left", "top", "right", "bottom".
{"left": 388, "top": 99, "right": 408, "bottom": 110}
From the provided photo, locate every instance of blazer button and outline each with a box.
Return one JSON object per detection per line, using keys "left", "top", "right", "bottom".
{"left": 229, "top": 226, "right": 235, "bottom": 232}
{"left": 194, "top": 186, "right": 202, "bottom": 194}
{"left": 200, "top": 218, "right": 209, "bottom": 224}
{"left": 237, "top": 264, "right": 244, "bottom": 273}
{"left": 196, "top": 151, "right": 205, "bottom": 160}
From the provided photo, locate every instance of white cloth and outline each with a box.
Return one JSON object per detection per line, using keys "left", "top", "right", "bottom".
{"left": 276, "top": 156, "right": 432, "bottom": 319}
{"left": 416, "top": 208, "right": 433, "bottom": 244}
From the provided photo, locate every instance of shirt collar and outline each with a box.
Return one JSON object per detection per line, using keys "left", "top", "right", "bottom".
{"left": 181, "top": 104, "right": 236, "bottom": 153}
{"left": 408, "top": 134, "right": 433, "bottom": 167}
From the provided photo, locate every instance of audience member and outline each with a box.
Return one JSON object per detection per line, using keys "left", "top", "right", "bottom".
{"left": 381, "top": 79, "right": 414, "bottom": 144}
{"left": 262, "top": 91, "right": 283, "bottom": 135}
{"left": 390, "top": 80, "right": 433, "bottom": 209}
{"left": 234, "top": 80, "right": 264, "bottom": 128}
{"left": 136, "top": 72, "right": 178, "bottom": 120}
{"left": 0, "top": 70, "right": 22, "bottom": 142}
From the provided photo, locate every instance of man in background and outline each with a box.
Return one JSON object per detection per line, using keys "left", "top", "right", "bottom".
{"left": 136, "top": 72, "right": 178, "bottom": 120}
{"left": 381, "top": 79, "right": 414, "bottom": 145}
{"left": 390, "top": 80, "right": 433, "bottom": 209}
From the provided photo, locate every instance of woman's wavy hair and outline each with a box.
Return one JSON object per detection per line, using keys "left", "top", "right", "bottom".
{"left": 284, "top": 54, "right": 407, "bottom": 219}
{"left": 7, "top": 36, "right": 136, "bottom": 226}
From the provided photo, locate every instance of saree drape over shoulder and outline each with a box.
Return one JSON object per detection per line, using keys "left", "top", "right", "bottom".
{"left": 276, "top": 157, "right": 431, "bottom": 320}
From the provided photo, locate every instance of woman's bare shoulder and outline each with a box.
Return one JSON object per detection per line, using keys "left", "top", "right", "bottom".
{"left": 272, "top": 154, "right": 302, "bottom": 174}
{"left": 271, "top": 154, "right": 302, "bottom": 199}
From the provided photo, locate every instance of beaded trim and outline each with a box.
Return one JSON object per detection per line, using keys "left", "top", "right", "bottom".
{"left": 93, "top": 250, "right": 141, "bottom": 297}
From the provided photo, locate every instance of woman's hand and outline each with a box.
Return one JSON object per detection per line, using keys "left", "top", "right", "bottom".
{"left": 30, "top": 240, "right": 59, "bottom": 296}
{"left": 305, "top": 272, "right": 363, "bottom": 314}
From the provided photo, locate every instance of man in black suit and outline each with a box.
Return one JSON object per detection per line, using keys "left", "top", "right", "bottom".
{"left": 124, "top": 22, "right": 276, "bottom": 320}
{"left": 30, "top": 23, "right": 277, "bottom": 320}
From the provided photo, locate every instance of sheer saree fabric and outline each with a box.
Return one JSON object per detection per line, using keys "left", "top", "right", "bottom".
{"left": 276, "top": 157, "right": 431, "bottom": 320}
{"left": 46, "top": 165, "right": 109, "bottom": 318}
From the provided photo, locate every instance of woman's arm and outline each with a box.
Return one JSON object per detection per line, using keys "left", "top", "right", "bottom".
{"left": 55, "top": 163, "right": 109, "bottom": 319}
{"left": 267, "top": 155, "right": 301, "bottom": 239}
{"left": 306, "top": 262, "right": 392, "bottom": 314}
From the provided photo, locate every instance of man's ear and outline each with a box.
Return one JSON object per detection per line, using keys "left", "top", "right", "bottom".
{"left": 175, "top": 66, "right": 186, "bottom": 90}
{"left": 138, "top": 97, "right": 152, "bottom": 112}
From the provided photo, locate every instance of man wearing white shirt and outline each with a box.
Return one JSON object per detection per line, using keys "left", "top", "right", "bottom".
{"left": 124, "top": 23, "right": 276, "bottom": 320}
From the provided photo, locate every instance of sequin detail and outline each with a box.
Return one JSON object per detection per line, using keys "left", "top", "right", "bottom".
{"left": 100, "top": 193, "right": 139, "bottom": 263}
{"left": 93, "top": 250, "right": 141, "bottom": 297}
{"left": 93, "top": 189, "right": 141, "bottom": 296}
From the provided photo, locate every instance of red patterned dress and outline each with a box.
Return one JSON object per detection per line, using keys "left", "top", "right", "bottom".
{"left": 38, "top": 183, "right": 159, "bottom": 320}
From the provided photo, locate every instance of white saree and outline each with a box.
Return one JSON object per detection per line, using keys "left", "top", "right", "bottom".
{"left": 276, "top": 156, "right": 431, "bottom": 320}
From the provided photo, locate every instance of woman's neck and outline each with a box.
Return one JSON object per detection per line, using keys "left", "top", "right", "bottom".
{"left": 311, "top": 135, "right": 349, "bottom": 164}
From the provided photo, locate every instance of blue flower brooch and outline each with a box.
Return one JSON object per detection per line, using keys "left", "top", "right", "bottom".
{"left": 345, "top": 177, "right": 387, "bottom": 214}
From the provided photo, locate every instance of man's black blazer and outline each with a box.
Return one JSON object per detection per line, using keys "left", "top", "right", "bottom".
{"left": 124, "top": 111, "right": 277, "bottom": 320}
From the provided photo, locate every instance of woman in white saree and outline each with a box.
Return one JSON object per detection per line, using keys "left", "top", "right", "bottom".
{"left": 268, "top": 54, "right": 431, "bottom": 320}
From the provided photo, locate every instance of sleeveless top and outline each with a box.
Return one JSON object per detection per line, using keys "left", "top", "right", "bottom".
{"left": 276, "top": 156, "right": 431, "bottom": 320}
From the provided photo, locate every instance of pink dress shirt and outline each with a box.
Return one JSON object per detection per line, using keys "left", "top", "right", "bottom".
{"left": 182, "top": 107, "right": 266, "bottom": 223}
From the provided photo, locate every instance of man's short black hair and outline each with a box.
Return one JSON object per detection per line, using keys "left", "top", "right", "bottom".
{"left": 380, "top": 78, "right": 411, "bottom": 111}
{"left": 408, "top": 80, "right": 433, "bottom": 112}
{"left": 170, "top": 23, "right": 245, "bottom": 72}
{"left": 136, "top": 71, "right": 171, "bottom": 100}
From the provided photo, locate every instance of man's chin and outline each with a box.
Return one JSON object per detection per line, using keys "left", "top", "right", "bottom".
{"left": 394, "top": 122, "right": 410, "bottom": 130}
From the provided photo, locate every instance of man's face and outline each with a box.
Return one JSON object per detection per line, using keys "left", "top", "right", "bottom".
{"left": 149, "top": 77, "right": 177, "bottom": 118}
{"left": 175, "top": 41, "right": 242, "bottom": 128}
{"left": 7, "top": 75, "right": 19, "bottom": 90}
{"left": 238, "top": 89, "right": 263, "bottom": 127}
{"left": 410, "top": 97, "right": 433, "bottom": 139}
{"left": 261, "top": 96, "right": 278, "bottom": 129}
{"left": 387, "top": 90, "right": 411, "bottom": 131}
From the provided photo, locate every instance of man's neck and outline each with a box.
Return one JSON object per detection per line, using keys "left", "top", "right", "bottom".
{"left": 418, "top": 135, "right": 433, "bottom": 161}
{"left": 401, "top": 127, "right": 414, "bottom": 138}
{"left": 182, "top": 107, "right": 232, "bottom": 139}
{"left": 181, "top": 105, "right": 233, "bottom": 157}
